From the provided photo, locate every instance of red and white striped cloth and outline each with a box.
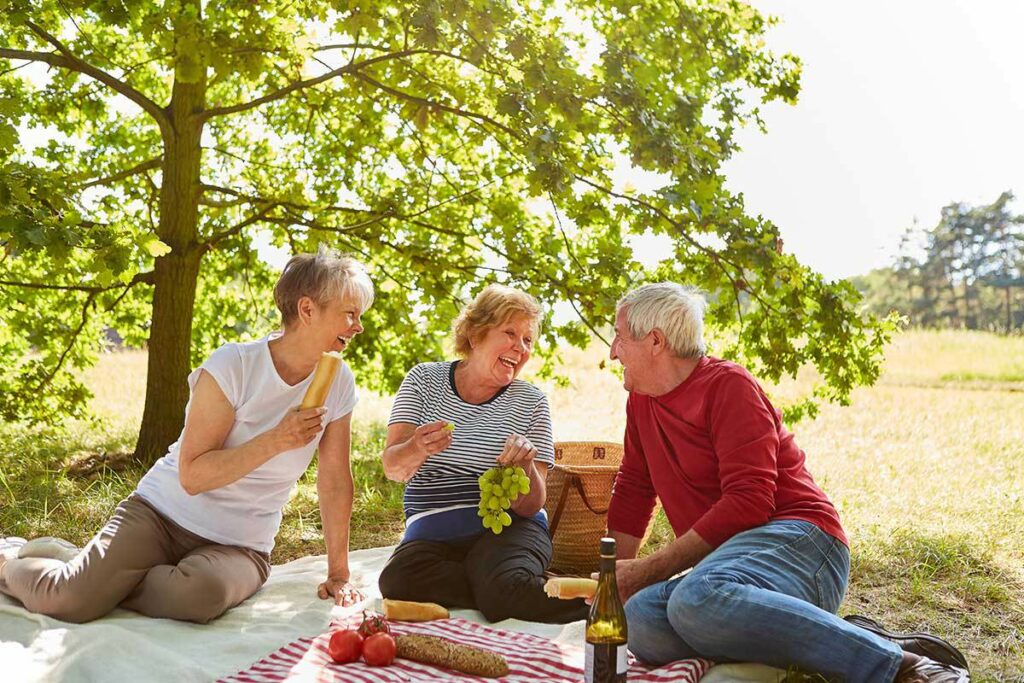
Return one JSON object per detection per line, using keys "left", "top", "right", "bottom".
{"left": 219, "top": 612, "right": 711, "bottom": 682}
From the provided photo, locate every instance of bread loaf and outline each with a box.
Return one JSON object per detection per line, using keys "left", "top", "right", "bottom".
{"left": 395, "top": 634, "right": 509, "bottom": 678}
{"left": 543, "top": 576, "right": 598, "bottom": 600}
{"left": 300, "top": 351, "right": 343, "bottom": 409}
{"left": 382, "top": 598, "right": 450, "bottom": 622}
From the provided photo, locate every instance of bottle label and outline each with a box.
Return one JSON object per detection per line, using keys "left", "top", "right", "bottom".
{"left": 584, "top": 642, "right": 627, "bottom": 682}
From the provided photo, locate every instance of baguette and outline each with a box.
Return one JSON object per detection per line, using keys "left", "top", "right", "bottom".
{"left": 300, "top": 351, "right": 343, "bottom": 410}
{"left": 395, "top": 634, "right": 509, "bottom": 678}
{"left": 543, "top": 576, "right": 598, "bottom": 600}
{"left": 382, "top": 598, "right": 450, "bottom": 622}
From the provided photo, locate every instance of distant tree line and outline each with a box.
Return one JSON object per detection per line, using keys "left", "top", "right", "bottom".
{"left": 852, "top": 191, "right": 1024, "bottom": 333}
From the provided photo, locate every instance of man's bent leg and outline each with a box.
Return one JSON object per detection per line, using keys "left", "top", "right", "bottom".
{"left": 664, "top": 520, "right": 903, "bottom": 683}
{"left": 122, "top": 544, "right": 271, "bottom": 623}
{"left": 624, "top": 576, "right": 702, "bottom": 665}
{"left": 0, "top": 497, "right": 175, "bottom": 623}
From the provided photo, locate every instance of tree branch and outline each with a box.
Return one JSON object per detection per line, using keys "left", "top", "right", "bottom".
{"left": 10, "top": 21, "right": 170, "bottom": 136}
{"left": 199, "top": 58, "right": 362, "bottom": 121}
{"left": 200, "top": 47, "right": 504, "bottom": 122}
{"left": 78, "top": 157, "right": 162, "bottom": 189}
{"left": 34, "top": 289, "right": 98, "bottom": 394}
{"left": 573, "top": 174, "right": 778, "bottom": 317}
{"left": 0, "top": 271, "right": 154, "bottom": 293}
{"left": 352, "top": 71, "right": 519, "bottom": 139}
{"left": 203, "top": 204, "right": 278, "bottom": 249}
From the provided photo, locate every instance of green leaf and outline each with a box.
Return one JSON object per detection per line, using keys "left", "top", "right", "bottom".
{"left": 143, "top": 238, "right": 172, "bottom": 257}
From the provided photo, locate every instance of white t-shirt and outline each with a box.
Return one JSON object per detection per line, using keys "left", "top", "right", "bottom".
{"left": 134, "top": 333, "right": 358, "bottom": 553}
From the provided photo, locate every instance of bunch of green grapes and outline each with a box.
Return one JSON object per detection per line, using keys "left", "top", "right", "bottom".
{"left": 477, "top": 466, "right": 531, "bottom": 534}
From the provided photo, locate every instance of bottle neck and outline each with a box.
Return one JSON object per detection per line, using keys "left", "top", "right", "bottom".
{"left": 599, "top": 553, "right": 616, "bottom": 575}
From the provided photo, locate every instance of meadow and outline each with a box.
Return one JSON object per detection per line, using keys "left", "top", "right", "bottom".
{"left": 1, "top": 329, "right": 1022, "bottom": 679}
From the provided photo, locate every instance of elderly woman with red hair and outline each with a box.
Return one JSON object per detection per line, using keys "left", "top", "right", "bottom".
{"left": 378, "top": 284, "right": 586, "bottom": 623}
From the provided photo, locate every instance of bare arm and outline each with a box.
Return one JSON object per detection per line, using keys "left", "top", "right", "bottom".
{"left": 612, "top": 529, "right": 713, "bottom": 602}
{"left": 178, "top": 370, "right": 326, "bottom": 495}
{"left": 316, "top": 412, "right": 361, "bottom": 605}
{"left": 381, "top": 421, "right": 451, "bottom": 482}
{"left": 610, "top": 530, "right": 643, "bottom": 560}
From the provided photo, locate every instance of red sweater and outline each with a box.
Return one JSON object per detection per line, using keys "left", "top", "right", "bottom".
{"left": 607, "top": 356, "right": 847, "bottom": 549}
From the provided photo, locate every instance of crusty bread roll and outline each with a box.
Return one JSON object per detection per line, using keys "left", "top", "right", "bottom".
{"left": 543, "top": 577, "right": 598, "bottom": 600}
{"left": 382, "top": 598, "right": 450, "bottom": 622}
{"left": 300, "top": 351, "right": 343, "bottom": 409}
{"left": 395, "top": 634, "right": 509, "bottom": 678}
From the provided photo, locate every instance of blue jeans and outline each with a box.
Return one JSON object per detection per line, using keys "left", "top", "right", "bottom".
{"left": 625, "top": 520, "right": 903, "bottom": 683}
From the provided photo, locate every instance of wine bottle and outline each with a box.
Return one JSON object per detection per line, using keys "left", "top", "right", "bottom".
{"left": 585, "top": 536, "right": 628, "bottom": 683}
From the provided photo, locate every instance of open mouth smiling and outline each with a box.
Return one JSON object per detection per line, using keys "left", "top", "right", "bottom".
{"left": 498, "top": 356, "right": 518, "bottom": 369}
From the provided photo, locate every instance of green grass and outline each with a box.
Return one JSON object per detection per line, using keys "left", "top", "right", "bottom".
{"left": 939, "top": 370, "right": 1024, "bottom": 383}
{"left": 1, "top": 329, "right": 1023, "bottom": 678}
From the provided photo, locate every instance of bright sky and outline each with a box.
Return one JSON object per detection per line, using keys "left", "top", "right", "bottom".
{"left": 720, "top": 0, "right": 1024, "bottom": 281}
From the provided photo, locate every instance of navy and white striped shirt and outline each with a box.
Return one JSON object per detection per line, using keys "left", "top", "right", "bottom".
{"left": 389, "top": 361, "right": 555, "bottom": 541}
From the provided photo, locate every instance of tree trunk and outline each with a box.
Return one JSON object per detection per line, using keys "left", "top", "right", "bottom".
{"left": 1006, "top": 286, "right": 1012, "bottom": 334}
{"left": 133, "top": 23, "right": 207, "bottom": 466}
{"left": 135, "top": 248, "right": 203, "bottom": 464}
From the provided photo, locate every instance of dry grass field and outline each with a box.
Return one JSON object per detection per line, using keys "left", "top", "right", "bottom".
{"left": 2, "top": 329, "right": 1022, "bottom": 679}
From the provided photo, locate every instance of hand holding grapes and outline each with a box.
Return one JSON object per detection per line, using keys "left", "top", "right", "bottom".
{"left": 496, "top": 434, "right": 537, "bottom": 468}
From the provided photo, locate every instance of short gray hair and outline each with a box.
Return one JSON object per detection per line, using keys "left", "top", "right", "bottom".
{"left": 274, "top": 247, "right": 375, "bottom": 326}
{"left": 617, "top": 283, "right": 706, "bottom": 358}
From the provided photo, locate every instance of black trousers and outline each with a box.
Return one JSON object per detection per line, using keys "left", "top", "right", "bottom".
{"left": 378, "top": 517, "right": 589, "bottom": 624}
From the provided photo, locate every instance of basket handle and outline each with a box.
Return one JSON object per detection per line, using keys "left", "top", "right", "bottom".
{"left": 548, "top": 471, "right": 610, "bottom": 539}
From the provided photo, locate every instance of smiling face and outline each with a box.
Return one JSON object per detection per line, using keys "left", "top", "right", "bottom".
{"left": 311, "top": 296, "right": 364, "bottom": 354}
{"left": 468, "top": 314, "right": 536, "bottom": 388}
{"left": 610, "top": 306, "right": 653, "bottom": 394}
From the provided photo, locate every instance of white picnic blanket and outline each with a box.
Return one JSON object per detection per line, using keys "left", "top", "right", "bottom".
{"left": 0, "top": 546, "right": 785, "bottom": 682}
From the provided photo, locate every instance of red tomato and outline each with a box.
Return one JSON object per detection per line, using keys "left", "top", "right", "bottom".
{"left": 362, "top": 632, "right": 397, "bottom": 667}
{"left": 328, "top": 629, "right": 363, "bottom": 664}
{"left": 357, "top": 610, "right": 391, "bottom": 638}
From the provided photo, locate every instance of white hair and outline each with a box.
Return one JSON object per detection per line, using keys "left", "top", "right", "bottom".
{"left": 617, "top": 283, "right": 707, "bottom": 358}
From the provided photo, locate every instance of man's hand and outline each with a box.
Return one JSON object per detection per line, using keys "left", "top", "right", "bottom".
{"left": 317, "top": 576, "right": 364, "bottom": 606}
{"left": 589, "top": 558, "right": 654, "bottom": 604}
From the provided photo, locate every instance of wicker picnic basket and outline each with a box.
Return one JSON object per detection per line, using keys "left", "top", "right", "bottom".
{"left": 544, "top": 441, "right": 657, "bottom": 575}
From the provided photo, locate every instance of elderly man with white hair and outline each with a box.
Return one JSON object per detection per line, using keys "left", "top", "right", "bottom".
{"left": 604, "top": 283, "right": 969, "bottom": 683}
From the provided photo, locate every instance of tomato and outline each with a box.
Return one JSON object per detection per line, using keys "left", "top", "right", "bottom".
{"left": 357, "top": 610, "right": 391, "bottom": 638}
{"left": 362, "top": 632, "right": 397, "bottom": 667}
{"left": 328, "top": 629, "right": 363, "bottom": 664}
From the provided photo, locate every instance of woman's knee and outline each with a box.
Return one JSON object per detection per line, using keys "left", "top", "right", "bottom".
{"left": 377, "top": 562, "right": 401, "bottom": 598}
{"left": 153, "top": 569, "right": 236, "bottom": 623}
{"left": 40, "top": 592, "right": 110, "bottom": 624}
{"left": 470, "top": 567, "right": 535, "bottom": 621}
{"left": 378, "top": 554, "right": 421, "bottom": 599}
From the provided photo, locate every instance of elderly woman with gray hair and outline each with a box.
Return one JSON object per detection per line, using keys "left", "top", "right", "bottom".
{"left": 0, "top": 250, "right": 373, "bottom": 623}
{"left": 378, "top": 284, "right": 588, "bottom": 623}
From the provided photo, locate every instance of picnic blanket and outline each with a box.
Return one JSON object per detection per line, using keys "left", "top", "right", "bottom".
{"left": 220, "top": 610, "right": 712, "bottom": 682}
{"left": 0, "top": 546, "right": 787, "bottom": 682}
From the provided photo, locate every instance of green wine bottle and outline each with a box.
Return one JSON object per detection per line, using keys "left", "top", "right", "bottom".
{"left": 585, "top": 537, "right": 628, "bottom": 683}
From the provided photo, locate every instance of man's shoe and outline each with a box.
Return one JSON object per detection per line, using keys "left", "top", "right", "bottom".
{"left": 898, "top": 656, "right": 970, "bottom": 682}
{"left": 18, "top": 536, "right": 80, "bottom": 563}
{"left": 845, "top": 614, "right": 969, "bottom": 671}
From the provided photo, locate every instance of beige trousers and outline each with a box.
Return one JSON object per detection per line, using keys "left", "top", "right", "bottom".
{"left": 0, "top": 494, "right": 270, "bottom": 624}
